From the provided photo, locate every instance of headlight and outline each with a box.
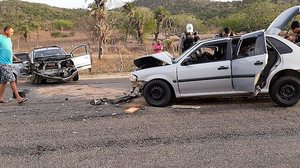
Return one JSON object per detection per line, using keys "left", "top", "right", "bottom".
{"left": 129, "top": 73, "right": 138, "bottom": 82}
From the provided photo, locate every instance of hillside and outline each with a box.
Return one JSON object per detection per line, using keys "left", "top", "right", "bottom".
{"left": 133, "top": 0, "right": 300, "bottom": 21}
{"left": 133, "top": 0, "right": 243, "bottom": 21}
{"left": 0, "top": 0, "right": 88, "bottom": 32}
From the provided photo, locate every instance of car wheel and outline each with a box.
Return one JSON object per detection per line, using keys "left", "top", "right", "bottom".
{"left": 73, "top": 72, "right": 79, "bottom": 81}
{"left": 270, "top": 76, "right": 300, "bottom": 107}
{"left": 143, "top": 80, "right": 173, "bottom": 107}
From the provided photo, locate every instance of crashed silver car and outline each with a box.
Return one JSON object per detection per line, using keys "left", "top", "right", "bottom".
{"left": 21, "top": 45, "right": 92, "bottom": 83}
{"left": 130, "top": 6, "right": 300, "bottom": 107}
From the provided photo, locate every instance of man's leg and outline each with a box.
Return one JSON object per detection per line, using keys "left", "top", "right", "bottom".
{"left": 10, "top": 81, "right": 23, "bottom": 102}
{"left": 0, "top": 83, "right": 7, "bottom": 101}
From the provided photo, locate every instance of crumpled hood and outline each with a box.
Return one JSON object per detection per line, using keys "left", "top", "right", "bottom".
{"left": 33, "top": 55, "right": 71, "bottom": 62}
{"left": 266, "top": 5, "right": 300, "bottom": 35}
{"left": 134, "top": 52, "right": 174, "bottom": 69}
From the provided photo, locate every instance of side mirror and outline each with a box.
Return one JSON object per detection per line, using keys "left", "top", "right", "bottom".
{"left": 182, "top": 57, "right": 193, "bottom": 66}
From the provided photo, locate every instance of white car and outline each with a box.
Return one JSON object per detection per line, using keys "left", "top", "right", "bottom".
{"left": 130, "top": 6, "right": 300, "bottom": 107}
{"left": 18, "top": 45, "right": 92, "bottom": 83}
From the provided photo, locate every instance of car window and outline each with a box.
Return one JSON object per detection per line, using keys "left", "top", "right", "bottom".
{"left": 237, "top": 35, "right": 266, "bottom": 58}
{"left": 185, "top": 42, "right": 228, "bottom": 65}
{"left": 71, "top": 46, "right": 88, "bottom": 57}
{"left": 266, "top": 37, "right": 293, "bottom": 54}
{"left": 34, "top": 48, "right": 66, "bottom": 58}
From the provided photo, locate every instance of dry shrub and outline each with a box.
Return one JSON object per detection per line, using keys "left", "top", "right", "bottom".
{"left": 91, "top": 54, "right": 137, "bottom": 73}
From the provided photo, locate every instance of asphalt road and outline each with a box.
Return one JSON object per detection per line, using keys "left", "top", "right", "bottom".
{"left": 1, "top": 77, "right": 300, "bottom": 168}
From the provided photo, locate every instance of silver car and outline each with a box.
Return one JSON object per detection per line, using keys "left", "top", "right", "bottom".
{"left": 130, "top": 6, "right": 300, "bottom": 107}
{"left": 15, "top": 45, "right": 92, "bottom": 83}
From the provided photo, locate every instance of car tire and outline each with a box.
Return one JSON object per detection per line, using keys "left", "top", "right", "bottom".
{"left": 270, "top": 76, "right": 300, "bottom": 107}
{"left": 73, "top": 73, "right": 79, "bottom": 81}
{"left": 143, "top": 80, "right": 173, "bottom": 107}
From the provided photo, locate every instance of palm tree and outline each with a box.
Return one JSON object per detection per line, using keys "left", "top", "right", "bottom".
{"left": 88, "top": 0, "right": 108, "bottom": 59}
{"left": 154, "top": 6, "right": 170, "bottom": 42}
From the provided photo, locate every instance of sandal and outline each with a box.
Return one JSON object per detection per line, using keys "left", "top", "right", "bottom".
{"left": 18, "top": 98, "right": 28, "bottom": 104}
{"left": 0, "top": 100, "right": 8, "bottom": 103}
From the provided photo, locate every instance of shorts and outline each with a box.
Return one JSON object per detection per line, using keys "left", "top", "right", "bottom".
{"left": 0, "top": 64, "right": 16, "bottom": 83}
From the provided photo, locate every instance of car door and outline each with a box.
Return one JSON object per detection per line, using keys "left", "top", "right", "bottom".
{"left": 177, "top": 40, "right": 232, "bottom": 96}
{"left": 14, "top": 53, "right": 30, "bottom": 76}
{"left": 70, "top": 45, "right": 92, "bottom": 70}
{"left": 231, "top": 30, "right": 268, "bottom": 92}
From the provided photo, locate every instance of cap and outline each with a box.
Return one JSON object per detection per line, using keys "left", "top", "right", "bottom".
{"left": 186, "top": 23, "right": 193, "bottom": 33}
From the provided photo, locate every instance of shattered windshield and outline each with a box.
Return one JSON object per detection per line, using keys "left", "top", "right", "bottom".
{"left": 33, "top": 48, "right": 67, "bottom": 58}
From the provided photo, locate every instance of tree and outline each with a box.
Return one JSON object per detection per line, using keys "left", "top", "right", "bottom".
{"left": 122, "top": 3, "right": 135, "bottom": 42}
{"left": 53, "top": 19, "right": 73, "bottom": 31}
{"left": 19, "top": 21, "right": 41, "bottom": 42}
{"left": 153, "top": 6, "right": 170, "bottom": 41}
{"left": 217, "top": 1, "right": 289, "bottom": 32}
{"left": 170, "top": 14, "right": 206, "bottom": 34}
{"left": 88, "top": 0, "right": 109, "bottom": 59}
{"left": 123, "top": 4, "right": 154, "bottom": 44}
{"left": 132, "top": 7, "right": 154, "bottom": 44}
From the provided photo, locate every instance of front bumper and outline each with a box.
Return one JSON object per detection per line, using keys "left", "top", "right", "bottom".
{"left": 33, "top": 70, "right": 78, "bottom": 82}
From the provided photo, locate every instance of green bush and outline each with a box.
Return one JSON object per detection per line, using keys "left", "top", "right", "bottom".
{"left": 51, "top": 31, "right": 75, "bottom": 38}
{"left": 51, "top": 31, "right": 62, "bottom": 38}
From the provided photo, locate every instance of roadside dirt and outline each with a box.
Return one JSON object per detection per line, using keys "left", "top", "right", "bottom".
{"left": 2, "top": 76, "right": 300, "bottom": 167}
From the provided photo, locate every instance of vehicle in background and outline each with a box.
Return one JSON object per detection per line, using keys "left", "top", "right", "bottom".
{"left": 18, "top": 45, "right": 92, "bottom": 84}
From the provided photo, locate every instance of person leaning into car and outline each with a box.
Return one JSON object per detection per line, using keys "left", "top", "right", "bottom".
{"left": 288, "top": 21, "right": 300, "bottom": 45}
{"left": 0, "top": 26, "right": 27, "bottom": 104}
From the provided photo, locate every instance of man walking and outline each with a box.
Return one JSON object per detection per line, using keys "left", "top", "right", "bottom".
{"left": 0, "top": 26, "right": 27, "bottom": 104}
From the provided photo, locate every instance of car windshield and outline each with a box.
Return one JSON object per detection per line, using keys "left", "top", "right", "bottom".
{"left": 33, "top": 48, "right": 66, "bottom": 58}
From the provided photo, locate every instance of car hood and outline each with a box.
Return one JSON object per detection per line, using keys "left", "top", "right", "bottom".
{"left": 134, "top": 52, "right": 174, "bottom": 69}
{"left": 266, "top": 5, "right": 300, "bottom": 35}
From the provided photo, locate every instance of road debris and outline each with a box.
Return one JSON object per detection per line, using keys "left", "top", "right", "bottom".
{"left": 90, "top": 93, "right": 139, "bottom": 106}
{"left": 124, "top": 107, "right": 140, "bottom": 114}
{"left": 171, "top": 105, "right": 202, "bottom": 109}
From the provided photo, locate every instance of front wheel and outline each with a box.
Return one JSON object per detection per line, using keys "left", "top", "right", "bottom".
{"left": 270, "top": 76, "right": 300, "bottom": 107}
{"left": 73, "top": 72, "right": 79, "bottom": 81}
{"left": 143, "top": 80, "right": 173, "bottom": 107}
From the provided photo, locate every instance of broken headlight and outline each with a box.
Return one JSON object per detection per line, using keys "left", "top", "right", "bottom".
{"left": 129, "top": 73, "right": 138, "bottom": 82}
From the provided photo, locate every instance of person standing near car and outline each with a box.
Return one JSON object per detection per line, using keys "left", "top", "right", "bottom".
{"left": 179, "top": 23, "right": 196, "bottom": 54}
{"left": 152, "top": 40, "right": 163, "bottom": 53}
{"left": 0, "top": 26, "right": 27, "bottom": 104}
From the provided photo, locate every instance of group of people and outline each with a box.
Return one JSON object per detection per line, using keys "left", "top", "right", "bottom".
{"left": 152, "top": 24, "right": 235, "bottom": 54}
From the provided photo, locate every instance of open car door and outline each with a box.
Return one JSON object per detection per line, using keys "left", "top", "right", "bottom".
{"left": 231, "top": 30, "right": 268, "bottom": 93}
{"left": 70, "top": 45, "right": 92, "bottom": 70}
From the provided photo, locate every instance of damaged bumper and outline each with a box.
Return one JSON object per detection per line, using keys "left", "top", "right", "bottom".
{"left": 32, "top": 70, "right": 78, "bottom": 82}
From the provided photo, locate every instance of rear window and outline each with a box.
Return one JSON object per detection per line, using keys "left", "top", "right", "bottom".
{"left": 267, "top": 37, "right": 293, "bottom": 54}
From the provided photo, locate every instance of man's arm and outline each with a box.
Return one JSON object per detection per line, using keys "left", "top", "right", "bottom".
{"left": 13, "top": 55, "right": 21, "bottom": 62}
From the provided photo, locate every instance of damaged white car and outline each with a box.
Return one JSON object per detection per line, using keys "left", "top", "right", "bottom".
{"left": 130, "top": 6, "right": 300, "bottom": 107}
{"left": 21, "top": 45, "right": 92, "bottom": 83}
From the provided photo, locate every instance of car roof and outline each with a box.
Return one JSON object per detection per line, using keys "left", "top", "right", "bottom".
{"left": 32, "top": 46, "right": 63, "bottom": 52}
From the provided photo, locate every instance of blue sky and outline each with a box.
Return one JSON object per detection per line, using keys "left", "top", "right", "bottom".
{"left": 20, "top": 0, "right": 134, "bottom": 9}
